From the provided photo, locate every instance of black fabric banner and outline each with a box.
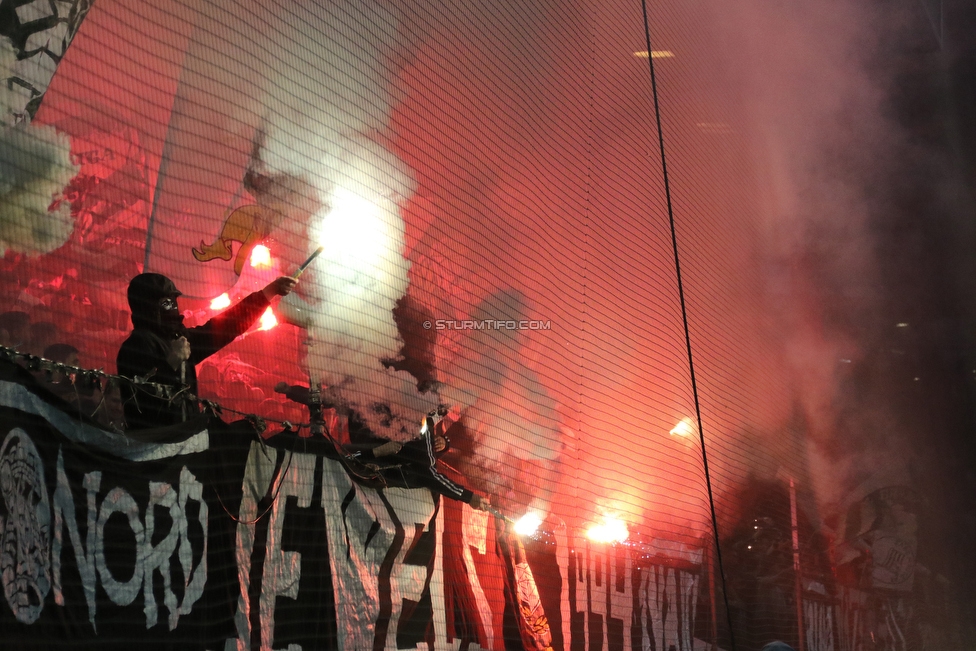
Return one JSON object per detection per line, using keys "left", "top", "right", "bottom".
{"left": 0, "top": 398, "right": 251, "bottom": 649}
{"left": 0, "top": 362, "right": 704, "bottom": 651}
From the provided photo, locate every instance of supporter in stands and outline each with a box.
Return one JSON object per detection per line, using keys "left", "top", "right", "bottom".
{"left": 116, "top": 273, "right": 297, "bottom": 429}
{"left": 349, "top": 413, "right": 492, "bottom": 511}
{"left": 43, "top": 342, "right": 80, "bottom": 369}
{"left": 0, "top": 311, "right": 30, "bottom": 349}
{"left": 277, "top": 382, "right": 490, "bottom": 511}
{"left": 40, "top": 343, "right": 100, "bottom": 415}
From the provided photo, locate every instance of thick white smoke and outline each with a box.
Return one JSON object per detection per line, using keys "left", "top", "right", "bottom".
{"left": 267, "top": 2, "right": 438, "bottom": 438}
{"left": 438, "top": 290, "right": 562, "bottom": 513}
{"left": 0, "top": 37, "right": 76, "bottom": 257}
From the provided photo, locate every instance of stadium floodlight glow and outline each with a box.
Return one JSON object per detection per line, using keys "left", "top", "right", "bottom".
{"left": 586, "top": 514, "right": 628, "bottom": 543}
{"left": 514, "top": 512, "right": 543, "bottom": 537}
{"left": 633, "top": 50, "right": 675, "bottom": 59}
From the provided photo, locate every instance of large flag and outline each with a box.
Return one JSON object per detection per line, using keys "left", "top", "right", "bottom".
{"left": 142, "top": 0, "right": 272, "bottom": 298}
{"left": 0, "top": 0, "right": 94, "bottom": 123}
{"left": 144, "top": 0, "right": 405, "bottom": 301}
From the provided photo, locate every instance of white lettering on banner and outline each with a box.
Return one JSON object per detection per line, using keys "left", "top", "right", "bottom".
{"left": 235, "top": 447, "right": 417, "bottom": 651}
{"left": 15, "top": 0, "right": 55, "bottom": 23}
{"left": 579, "top": 538, "right": 685, "bottom": 651}
{"left": 804, "top": 600, "right": 835, "bottom": 651}
{"left": 573, "top": 536, "right": 590, "bottom": 651}
{"left": 610, "top": 548, "right": 634, "bottom": 651}
{"left": 318, "top": 454, "right": 441, "bottom": 651}
{"left": 591, "top": 547, "right": 610, "bottom": 634}
{"left": 52, "top": 451, "right": 99, "bottom": 629}
{"left": 231, "top": 440, "right": 278, "bottom": 650}
{"left": 260, "top": 451, "right": 315, "bottom": 651}
{"left": 638, "top": 566, "right": 657, "bottom": 651}
{"left": 95, "top": 486, "right": 146, "bottom": 606}
{"left": 383, "top": 488, "right": 437, "bottom": 651}
{"left": 462, "top": 504, "right": 494, "bottom": 650}
{"left": 25, "top": 20, "right": 68, "bottom": 59}
{"left": 143, "top": 481, "right": 179, "bottom": 629}
{"left": 0, "top": 413, "right": 720, "bottom": 649}
{"left": 641, "top": 566, "right": 679, "bottom": 651}
{"left": 178, "top": 466, "right": 207, "bottom": 620}
{"left": 575, "top": 541, "right": 704, "bottom": 651}
{"left": 632, "top": 563, "right": 699, "bottom": 651}
{"left": 587, "top": 546, "right": 635, "bottom": 651}
{"left": 224, "top": 444, "right": 706, "bottom": 651}
{"left": 321, "top": 460, "right": 384, "bottom": 651}
{"left": 50, "top": 447, "right": 206, "bottom": 631}
{"left": 430, "top": 503, "right": 448, "bottom": 650}
{"left": 5, "top": 0, "right": 74, "bottom": 117}
{"left": 679, "top": 569, "right": 699, "bottom": 651}
{"left": 555, "top": 526, "right": 571, "bottom": 651}
{"left": 53, "top": 1, "right": 75, "bottom": 17}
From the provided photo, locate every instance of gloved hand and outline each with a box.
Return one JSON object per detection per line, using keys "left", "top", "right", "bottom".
{"left": 263, "top": 276, "right": 299, "bottom": 300}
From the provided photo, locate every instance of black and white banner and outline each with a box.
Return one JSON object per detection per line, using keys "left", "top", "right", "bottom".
{"left": 0, "top": 366, "right": 705, "bottom": 650}
{"left": 1, "top": 0, "right": 94, "bottom": 122}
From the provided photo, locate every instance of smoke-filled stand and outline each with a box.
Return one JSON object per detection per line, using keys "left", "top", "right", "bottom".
{"left": 1, "top": 0, "right": 975, "bottom": 650}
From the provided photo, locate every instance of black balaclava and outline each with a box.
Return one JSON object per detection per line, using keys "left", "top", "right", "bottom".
{"left": 127, "top": 273, "right": 186, "bottom": 338}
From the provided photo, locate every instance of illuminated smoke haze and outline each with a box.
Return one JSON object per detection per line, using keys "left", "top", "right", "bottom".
{"left": 390, "top": 0, "right": 713, "bottom": 532}
{"left": 263, "top": 1, "right": 440, "bottom": 439}
{"left": 710, "top": 0, "right": 950, "bottom": 519}
{"left": 18, "top": 0, "right": 971, "bottom": 558}
{"left": 437, "top": 290, "right": 563, "bottom": 515}
{"left": 389, "top": 0, "right": 971, "bottom": 541}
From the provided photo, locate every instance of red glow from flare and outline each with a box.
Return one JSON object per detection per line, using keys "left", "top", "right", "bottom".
{"left": 586, "top": 514, "right": 629, "bottom": 543}
{"left": 250, "top": 244, "right": 272, "bottom": 268}
{"left": 259, "top": 307, "right": 277, "bottom": 330}
{"left": 210, "top": 293, "right": 231, "bottom": 310}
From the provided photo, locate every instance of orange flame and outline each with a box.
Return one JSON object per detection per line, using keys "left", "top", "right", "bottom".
{"left": 250, "top": 244, "right": 272, "bottom": 268}
{"left": 586, "top": 514, "right": 629, "bottom": 543}
{"left": 210, "top": 293, "right": 231, "bottom": 310}
{"left": 259, "top": 306, "right": 277, "bottom": 331}
{"left": 669, "top": 417, "right": 696, "bottom": 439}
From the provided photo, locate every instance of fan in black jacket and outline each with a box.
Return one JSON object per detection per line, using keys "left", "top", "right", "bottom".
{"left": 116, "top": 272, "right": 297, "bottom": 429}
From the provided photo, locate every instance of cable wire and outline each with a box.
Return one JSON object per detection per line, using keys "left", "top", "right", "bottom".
{"left": 638, "top": 4, "right": 738, "bottom": 649}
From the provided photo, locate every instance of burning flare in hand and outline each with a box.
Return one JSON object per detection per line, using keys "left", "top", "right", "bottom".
{"left": 586, "top": 513, "right": 629, "bottom": 543}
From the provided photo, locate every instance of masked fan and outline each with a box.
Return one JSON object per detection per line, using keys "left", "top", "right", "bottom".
{"left": 116, "top": 272, "right": 296, "bottom": 429}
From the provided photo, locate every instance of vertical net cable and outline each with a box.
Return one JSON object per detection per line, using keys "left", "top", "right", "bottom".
{"left": 639, "top": 2, "right": 738, "bottom": 648}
